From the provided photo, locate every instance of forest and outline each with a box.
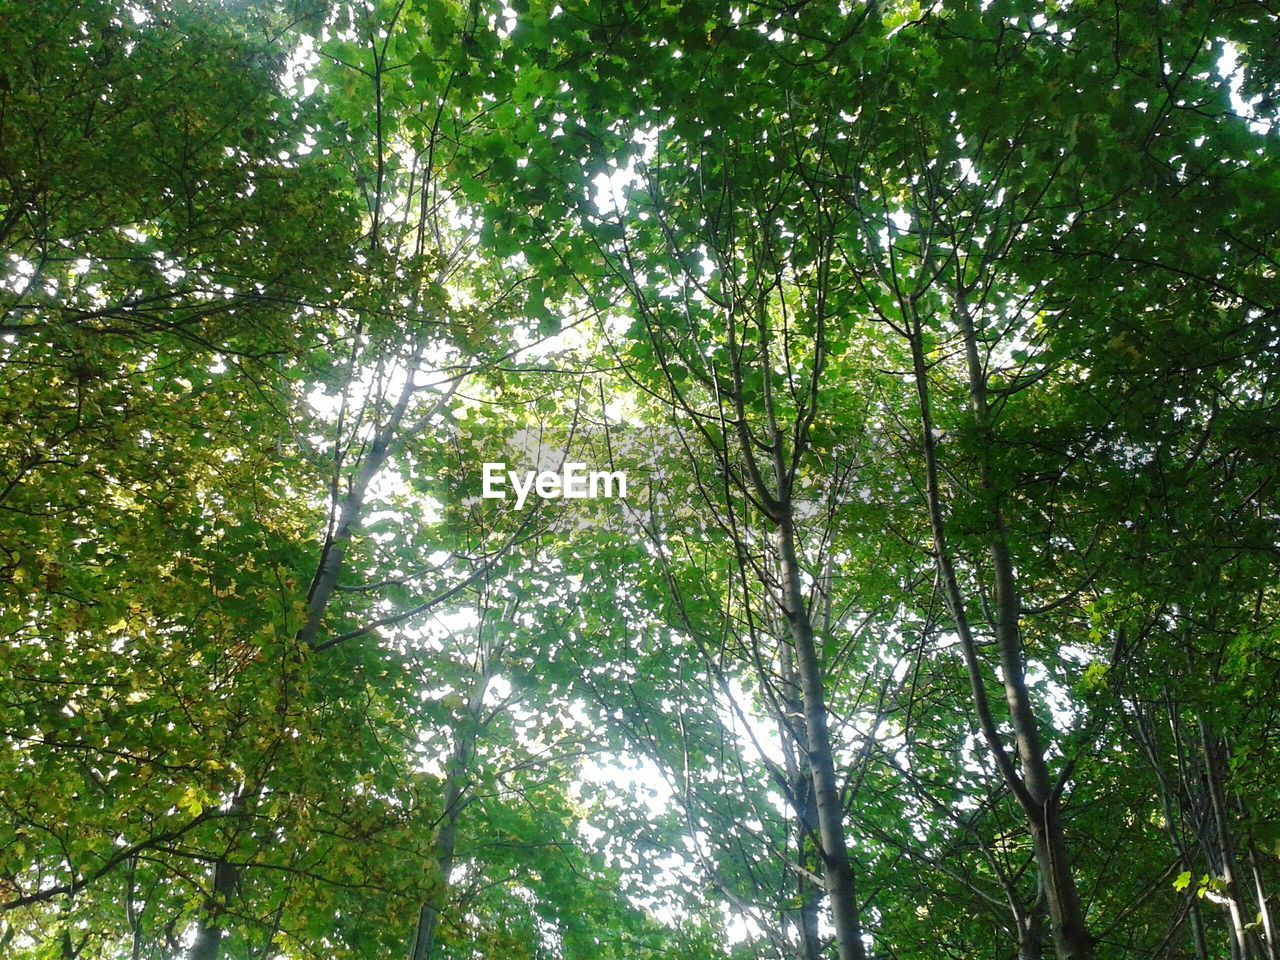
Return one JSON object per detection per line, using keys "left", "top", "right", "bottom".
{"left": 1, "top": 1, "right": 1277, "bottom": 958}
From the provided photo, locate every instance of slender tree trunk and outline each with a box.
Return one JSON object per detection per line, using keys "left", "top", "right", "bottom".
{"left": 1200, "top": 722, "right": 1263, "bottom": 960}
{"left": 788, "top": 767, "right": 824, "bottom": 960}
{"left": 1131, "top": 707, "right": 1210, "bottom": 960}
{"left": 409, "top": 608, "right": 504, "bottom": 960}
{"left": 125, "top": 855, "right": 143, "bottom": 960}
{"left": 1022, "top": 745, "right": 1092, "bottom": 960}
{"left": 955, "top": 297, "right": 1093, "bottom": 960}
{"left": 1232, "top": 780, "right": 1279, "bottom": 959}
{"left": 1245, "top": 837, "right": 1278, "bottom": 960}
{"left": 409, "top": 768, "right": 464, "bottom": 960}
{"left": 780, "top": 642, "right": 824, "bottom": 960}
{"left": 776, "top": 509, "right": 866, "bottom": 960}
{"left": 717, "top": 277, "right": 863, "bottom": 960}
{"left": 792, "top": 747, "right": 823, "bottom": 960}
{"left": 1018, "top": 885, "right": 1046, "bottom": 960}
{"left": 189, "top": 792, "right": 246, "bottom": 960}
{"left": 298, "top": 341, "right": 425, "bottom": 649}
{"left": 907, "top": 299, "right": 1093, "bottom": 960}
{"left": 798, "top": 882, "right": 823, "bottom": 960}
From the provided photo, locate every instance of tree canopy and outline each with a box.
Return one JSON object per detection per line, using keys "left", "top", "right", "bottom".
{"left": 1, "top": 1, "right": 1277, "bottom": 959}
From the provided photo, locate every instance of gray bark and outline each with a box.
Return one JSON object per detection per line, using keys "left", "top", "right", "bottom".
{"left": 776, "top": 511, "right": 866, "bottom": 960}
{"left": 907, "top": 299, "right": 1093, "bottom": 960}
{"left": 298, "top": 343, "right": 425, "bottom": 649}
{"left": 780, "top": 642, "right": 824, "bottom": 960}
{"left": 1200, "top": 723, "right": 1264, "bottom": 960}
{"left": 409, "top": 769, "right": 464, "bottom": 960}
{"left": 1130, "top": 707, "right": 1210, "bottom": 960}
{"left": 1246, "top": 837, "right": 1277, "bottom": 960}
{"left": 188, "top": 793, "right": 246, "bottom": 960}
{"left": 409, "top": 609, "right": 503, "bottom": 960}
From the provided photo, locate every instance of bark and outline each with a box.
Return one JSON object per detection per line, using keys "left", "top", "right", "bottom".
{"left": 1231, "top": 770, "right": 1278, "bottom": 958}
{"left": 409, "top": 769, "right": 463, "bottom": 960}
{"left": 1130, "top": 707, "right": 1210, "bottom": 960}
{"left": 776, "top": 510, "right": 867, "bottom": 960}
{"left": 780, "top": 642, "right": 824, "bottom": 960}
{"left": 298, "top": 343, "right": 426, "bottom": 649}
{"left": 957, "top": 297, "right": 1092, "bottom": 960}
{"left": 125, "top": 855, "right": 143, "bottom": 960}
{"left": 409, "top": 617, "right": 500, "bottom": 960}
{"left": 1245, "top": 837, "right": 1278, "bottom": 960}
{"left": 1018, "top": 885, "right": 1046, "bottom": 960}
{"left": 1007, "top": 622, "right": 1092, "bottom": 960}
{"left": 1200, "top": 723, "right": 1264, "bottom": 960}
{"left": 1239, "top": 814, "right": 1280, "bottom": 960}
{"left": 715, "top": 273, "right": 864, "bottom": 960}
{"left": 798, "top": 880, "right": 823, "bottom": 960}
{"left": 907, "top": 299, "right": 1093, "bottom": 960}
{"left": 189, "top": 792, "right": 246, "bottom": 960}
{"left": 188, "top": 856, "right": 237, "bottom": 960}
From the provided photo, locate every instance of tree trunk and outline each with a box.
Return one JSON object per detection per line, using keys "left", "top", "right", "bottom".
{"left": 189, "top": 792, "right": 246, "bottom": 960}
{"left": 776, "top": 510, "right": 867, "bottom": 960}
{"left": 298, "top": 342, "right": 425, "bottom": 649}
{"left": 409, "top": 613, "right": 502, "bottom": 960}
{"left": 1200, "top": 722, "right": 1263, "bottom": 960}
{"left": 907, "top": 297, "right": 1093, "bottom": 960}
{"left": 1245, "top": 837, "right": 1277, "bottom": 960}
{"left": 1018, "top": 885, "right": 1046, "bottom": 960}
{"left": 780, "top": 641, "right": 824, "bottom": 960}
{"left": 125, "top": 855, "right": 143, "bottom": 960}
{"left": 409, "top": 769, "right": 464, "bottom": 960}
{"left": 189, "top": 856, "right": 236, "bottom": 960}
{"left": 955, "top": 298, "right": 1093, "bottom": 960}
{"left": 1130, "top": 706, "right": 1210, "bottom": 960}
{"left": 989, "top": 535, "right": 1090, "bottom": 960}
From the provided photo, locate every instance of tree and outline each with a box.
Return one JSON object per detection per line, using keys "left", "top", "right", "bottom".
{"left": 3, "top": 1, "right": 1278, "bottom": 958}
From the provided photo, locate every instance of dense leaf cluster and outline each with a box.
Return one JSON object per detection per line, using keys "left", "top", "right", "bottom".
{"left": 1, "top": 1, "right": 1276, "bottom": 959}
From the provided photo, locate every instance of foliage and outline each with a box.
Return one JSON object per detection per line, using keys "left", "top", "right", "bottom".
{"left": 1, "top": 1, "right": 1277, "bottom": 959}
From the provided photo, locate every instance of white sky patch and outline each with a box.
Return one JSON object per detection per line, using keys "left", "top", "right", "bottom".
{"left": 1217, "top": 41, "right": 1275, "bottom": 134}
{"left": 578, "top": 752, "right": 673, "bottom": 819}
{"left": 591, "top": 167, "right": 635, "bottom": 217}
{"left": 283, "top": 32, "right": 320, "bottom": 100}
{"left": 574, "top": 752, "right": 703, "bottom": 928}
{"left": 724, "top": 906, "right": 768, "bottom": 946}
{"left": 718, "top": 677, "right": 785, "bottom": 769}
